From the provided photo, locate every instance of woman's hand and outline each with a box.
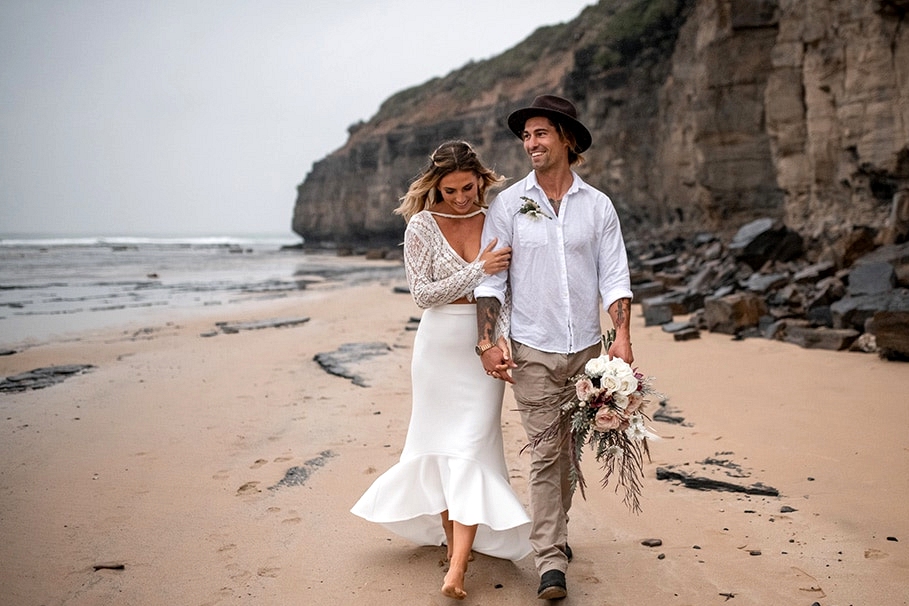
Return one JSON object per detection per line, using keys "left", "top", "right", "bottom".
{"left": 479, "top": 238, "right": 511, "bottom": 275}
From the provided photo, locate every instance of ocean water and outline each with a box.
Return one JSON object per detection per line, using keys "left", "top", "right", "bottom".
{"left": 0, "top": 235, "right": 405, "bottom": 347}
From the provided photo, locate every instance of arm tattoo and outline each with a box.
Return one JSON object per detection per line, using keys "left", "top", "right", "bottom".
{"left": 611, "top": 298, "right": 630, "bottom": 329}
{"left": 476, "top": 296, "right": 501, "bottom": 342}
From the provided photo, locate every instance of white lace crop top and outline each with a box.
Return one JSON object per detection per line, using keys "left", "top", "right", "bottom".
{"left": 403, "top": 210, "right": 510, "bottom": 339}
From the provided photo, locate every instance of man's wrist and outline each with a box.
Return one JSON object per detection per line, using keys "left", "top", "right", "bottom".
{"left": 475, "top": 341, "right": 495, "bottom": 356}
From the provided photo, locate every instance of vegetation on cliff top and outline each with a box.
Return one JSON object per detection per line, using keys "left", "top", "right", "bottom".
{"left": 367, "top": 0, "right": 687, "bottom": 123}
{"left": 591, "top": 0, "right": 687, "bottom": 70}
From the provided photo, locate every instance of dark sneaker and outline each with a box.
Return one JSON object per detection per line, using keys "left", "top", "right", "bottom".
{"left": 537, "top": 569, "right": 567, "bottom": 600}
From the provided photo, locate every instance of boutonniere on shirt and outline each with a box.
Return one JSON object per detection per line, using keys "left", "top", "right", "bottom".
{"left": 518, "top": 197, "right": 551, "bottom": 220}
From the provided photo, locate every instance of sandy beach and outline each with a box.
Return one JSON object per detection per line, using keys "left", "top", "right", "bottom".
{"left": 1, "top": 272, "right": 907, "bottom": 606}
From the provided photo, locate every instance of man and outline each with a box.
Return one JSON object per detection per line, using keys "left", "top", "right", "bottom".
{"left": 475, "top": 94, "right": 633, "bottom": 600}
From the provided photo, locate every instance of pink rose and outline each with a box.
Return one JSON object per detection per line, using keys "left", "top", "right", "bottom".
{"left": 575, "top": 377, "right": 597, "bottom": 402}
{"left": 594, "top": 407, "right": 622, "bottom": 431}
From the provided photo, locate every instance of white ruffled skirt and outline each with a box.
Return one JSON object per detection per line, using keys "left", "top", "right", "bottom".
{"left": 350, "top": 304, "right": 531, "bottom": 561}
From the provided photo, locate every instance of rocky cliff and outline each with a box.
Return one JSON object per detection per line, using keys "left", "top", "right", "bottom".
{"left": 292, "top": 0, "right": 909, "bottom": 250}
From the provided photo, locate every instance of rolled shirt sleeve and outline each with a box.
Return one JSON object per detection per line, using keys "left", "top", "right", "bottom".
{"left": 597, "top": 195, "right": 633, "bottom": 311}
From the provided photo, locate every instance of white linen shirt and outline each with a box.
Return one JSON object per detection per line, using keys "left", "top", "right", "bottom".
{"left": 474, "top": 170, "right": 632, "bottom": 354}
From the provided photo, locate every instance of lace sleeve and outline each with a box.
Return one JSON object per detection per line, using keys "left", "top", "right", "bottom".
{"left": 404, "top": 214, "right": 489, "bottom": 309}
{"left": 494, "top": 286, "right": 512, "bottom": 341}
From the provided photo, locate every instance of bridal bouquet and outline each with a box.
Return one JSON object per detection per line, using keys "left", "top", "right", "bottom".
{"left": 528, "top": 331, "right": 659, "bottom": 513}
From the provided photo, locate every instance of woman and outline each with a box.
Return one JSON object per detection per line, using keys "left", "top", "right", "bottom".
{"left": 350, "top": 141, "right": 531, "bottom": 600}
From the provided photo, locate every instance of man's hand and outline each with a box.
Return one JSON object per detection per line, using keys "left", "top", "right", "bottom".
{"left": 481, "top": 336, "right": 516, "bottom": 383}
{"left": 607, "top": 333, "right": 634, "bottom": 365}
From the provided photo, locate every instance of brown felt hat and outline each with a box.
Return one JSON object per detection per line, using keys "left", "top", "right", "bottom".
{"left": 506, "top": 94, "right": 592, "bottom": 153}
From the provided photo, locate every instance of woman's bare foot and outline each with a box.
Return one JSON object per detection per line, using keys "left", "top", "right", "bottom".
{"left": 441, "top": 563, "right": 467, "bottom": 600}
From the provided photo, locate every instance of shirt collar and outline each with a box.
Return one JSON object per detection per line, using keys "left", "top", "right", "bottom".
{"left": 524, "top": 170, "right": 582, "bottom": 199}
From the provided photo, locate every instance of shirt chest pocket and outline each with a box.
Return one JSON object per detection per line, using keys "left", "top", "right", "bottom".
{"left": 515, "top": 218, "right": 549, "bottom": 248}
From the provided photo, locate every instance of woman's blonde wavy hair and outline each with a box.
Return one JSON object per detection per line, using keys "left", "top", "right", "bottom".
{"left": 394, "top": 140, "right": 506, "bottom": 223}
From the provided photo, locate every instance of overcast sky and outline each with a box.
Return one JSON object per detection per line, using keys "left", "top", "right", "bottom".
{"left": 0, "top": 1, "right": 592, "bottom": 238}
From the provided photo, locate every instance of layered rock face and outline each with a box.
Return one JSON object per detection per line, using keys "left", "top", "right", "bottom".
{"left": 292, "top": 0, "right": 908, "bottom": 249}
{"left": 765, "top": 0, "right": 909, "bottom": 237}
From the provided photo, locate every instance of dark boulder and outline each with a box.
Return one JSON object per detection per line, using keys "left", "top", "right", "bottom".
{"left": 729, "top": 218, "right": 804, "bottom": 270}
{"left": 867, "top": 311, "right": 909, "bottom": 360}
{"left": 831, "top": 289, "right": 909, "bottom": 331}
{"left": 847, "top": 261, "right": 896, "bottom": 296}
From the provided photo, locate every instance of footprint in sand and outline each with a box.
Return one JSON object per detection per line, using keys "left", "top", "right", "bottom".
{"left": 228, "top": 567, "right": 252, "bottom": 582}
{"left": 864, "top": 548, "right": 888, "bottom": 560}
{"left": 250, "top": 459, "right": 268, "bottom": 469}
{"left": 257, "top": 567, "right": 280, "bottom": 578}
{"left": 236, "top": 481, "right": 261, "bottom": 495}
{"left": 581, "top": 575, "right": 601, "bottom": 584}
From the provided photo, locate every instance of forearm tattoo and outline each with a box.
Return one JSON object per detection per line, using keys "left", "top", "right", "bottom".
{"left": 476, "top": 296, "right": 501, "bottom": 342}
{"left": 611, "top": 298, "right": 631, "bottom": 329}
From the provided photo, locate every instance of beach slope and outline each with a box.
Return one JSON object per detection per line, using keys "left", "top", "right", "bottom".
{"left": 1, "top": 281, "right": 906, "bottom": 605}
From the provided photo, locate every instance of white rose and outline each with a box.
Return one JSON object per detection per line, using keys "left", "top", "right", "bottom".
{"left": 603, "top": 358, "right": 638, "bottom": 396}
{"left": 584, "top": 355, "right": 610, "bottom": 377}
{"left": 616, "top": 374, "right": 639, "bottom": 396}
{"left": 599, "top": 374, "right": 620, "bottom": 394}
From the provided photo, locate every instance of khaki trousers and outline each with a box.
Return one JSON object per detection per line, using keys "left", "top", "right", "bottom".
{"left": 511, "top": 340, "right": 601, "bottom": 574}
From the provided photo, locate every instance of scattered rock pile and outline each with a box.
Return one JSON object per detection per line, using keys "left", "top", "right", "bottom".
{"left": 630, "top": 218, "right": 909, "bottom": 361}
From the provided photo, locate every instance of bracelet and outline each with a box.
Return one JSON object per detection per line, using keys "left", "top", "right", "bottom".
{"left": 475, "top": 341, "right": 495, "bottom": 356}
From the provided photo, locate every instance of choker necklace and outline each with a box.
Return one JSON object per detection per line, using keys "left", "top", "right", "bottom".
{"left": 428, "top": 208, "right": 484, "bottom": 219}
